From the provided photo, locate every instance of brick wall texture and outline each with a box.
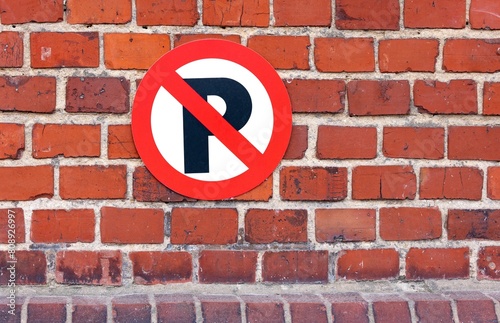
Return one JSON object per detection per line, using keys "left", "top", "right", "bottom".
{"left": 1, "top": 0, "right": 500, "bottom": 322}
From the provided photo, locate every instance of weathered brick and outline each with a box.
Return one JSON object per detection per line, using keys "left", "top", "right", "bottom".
{"left": 156, "top": 295, "right": 196, "bottom": 323}
{"left": 30, "top": 32, "right": 99, "bottom": 68}
{"left": 67, "top": 0, "right": 131, "bottom": 24}
{"left": 449, "top": 126, "right": 500, "bottom": 160}
{"left": 242, "top": 295, "right": 285, "bottom": 323}
{"left": 315, "top": 209, "right": 376, "bottom": 242}
{"left": 0, "top": 296, "right": 23, "bottom": 322}
{"left": 368, "top": 295, "right": 411, "bottom": 323}
{"left": 247, "top": 36, "right": 310, "bottom": 70}
{"left": 0, "top": 32, "right": 23, "bottom": 67}
{"left": 133, "top": 166, "right": 192, "bottom": 202}
{"left": 315, "top": 38, "right": 375, "bottom": 72}
{"left": 323, "top": 293, "right": 369, "bottom": 323}
{"left": 478, "top": 247, "right": 500, "bottom": 280}
{"left": 56, "top": 250, "right": 122, "bottom": 286}
{"left": 32, "top": 124, "right": 101, "bottom": 158}
{"left": 404, "top": 0, "right": 466, "bottom": 28}
{"left": 66, "top": 77, "right": 130, "bottom": 114}
{"left": 383, "top": 127, "right": 444, "bottom": 159}
{"left": 170, "top": 208, "right": 238, "bottom": 244}
{"left": 420, "top": 167, "right": 483, "bottom": 200}
{"left": 137, "top": 0, "right": 198, "bottom": 26}
{"left": 0, "top": 166, "right": 53, "bottom": 201}
{"left": 0, "top": 208, "right": 24, "bottom": 243}
{"left": 407, "top": 293, "right": 453, "bottom": 323}
{"left": 380, "top": 208, "right": 442, "bottom": 241}
{"left": 336, "top": 0, "right": 400, "bottom": 30}
{"left": 262, "top": 251, "right": 328, "bottom": 283}
{"left": 0, "top": 123, "right": 24, "bottom": 159}
{"left": 199, "top": 251, "right": 257, "bottom": 283}
{"left": 352, "top": 166, "right": 416, "bottom": 200}
{"left": 406, "top": 248, "right": 469, "bottom": 279}
{"left": 274, "top": 0, "right": 330, "bottom": 26}
{"left": 283, "top": 125, "right": 308, "bottom": 159}
{"left": 285, "top": 295, "right": 327, "bottom": 323}
{"left": 280, "top": 167, "right": 348, "bottom": 201}
{"left": 379, "top": 39, "right": 439, "bottom": 72}
{"left": 72, "top": 297, "right": 107, "bottom": 323}
{"left": 414, "top": 80, "right": 477, "bottom": 114}
{"left": 317, "top": 126, "right": 377, "bottom": 159}
{"left": 202, "top": 0, "right": 269, "bottom": 27}
{"left": 0, "top": 76, "right": 56, "bottom": 113}
{"left": 104, "top": 33, "right": 170, "bottom": 70}
{"left": 484, "top": 82, "right": 500, "bottom": 115}
{"left": 470, "top": 0, "right": 500, "bottom": 29}
{"left": 230, "top": 175, "right": 273, "bottom": 202}
{"left": 200, "top": 296, "right": 241, "bottom": 323}
{"left": 450, "top": 292, "right": 498, "bottom": 323}
{"left": 112, "top": 295, "right": 151, "bottom": 323}
{"left": 448, "top": 209, "right": 500, "bottom": 240}
{"left": 443, "top": 39, "right": 500, "bottom": 72}
{"left": 27, "top": 297, "right": 66, "bottom": 323}
{"left": 0, "top": 0, "right": 63, "bottom": 23}
{"left": 173, "top": 34, "right": 241, "bottom": 47}
{"left": 108, "top": 125, "right": 139, "bottom": 159}
{"left": 284, "top": 79, "right": 345, "bottom": 113}
{"left": 348, "top": 80, "right": 410, "bottom": 116}
{"left": 130, "top": 251, "right": 191, "bottom": 284}
{"left": 488, "top": 167, "right": 500, "bottom": 199}
{"left": 245, "top": 209, "right": 307, "bottom": 243}
{"left": 59, "top": 165, "right": 127, "bottom": 200}
{"left": 337, "top": 249, "right": 399, "bottom": 280}
{"left": 100, "top": 207, "right": 164, "bottom": 244}
{"left": 0, "top": 250, "right": 46, "bottom": 285}
{"left": 31, "top": 209, "right": 95, "bottom": 243}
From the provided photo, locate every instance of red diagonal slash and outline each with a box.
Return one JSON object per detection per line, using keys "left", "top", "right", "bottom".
{"left": 161, "top": 70, "right": 263, "bottom": 168}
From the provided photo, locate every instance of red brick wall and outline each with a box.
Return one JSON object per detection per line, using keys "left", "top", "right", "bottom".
{"left": 1, "top": 0, "right": 500, "bottom": 317}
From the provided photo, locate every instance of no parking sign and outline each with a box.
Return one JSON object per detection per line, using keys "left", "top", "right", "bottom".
{"left": 132, "top": 39, "right": 292, "bottom": 200}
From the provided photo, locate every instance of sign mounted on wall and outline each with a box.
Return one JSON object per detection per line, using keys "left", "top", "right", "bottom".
{"left": 132, "top": 39, "right": 292, "bottom": 200}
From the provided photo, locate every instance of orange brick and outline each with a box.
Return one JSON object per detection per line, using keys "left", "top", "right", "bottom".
{"left": 108, "top": 125, "right": 139, "bottom": 159}
{"left": 137, "top": 0, "right": 198, "bottom": 26}
{"left": 379, "top": 39, "right": 439, "bottom": 72}
{"left": 247, "top": 36, "right": 310, "bottom": 70}
{"left": 0, "top": 123, "right": 24, "bottom": 159}
{"left": 202, "top": 0, "right": 269, "bottom": 27}
{"left": 0, "top": 31, "right": 23, "bottom": 67}
{"left": 0, "top": 0, "right": 63, "bottom": 23}
{"left": 274, "top": 0, "right": 331, "bottom": 26}
{"left": 315, "top": 38, "right": 375, "bottom": 72}
{"left": 67, "top": 0, "right": 131, "bottom": 24}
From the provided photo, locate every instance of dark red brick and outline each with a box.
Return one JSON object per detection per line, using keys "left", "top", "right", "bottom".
{"left": 174, "top": 34, "right": 241, "bottom": 47}
{"left": 380, "top": 207, "right": 442, "bottom": 241}
{"left": 379, "top": 39, "right": 439, "bottom": 72}
{"left": 242, "top": 295, "right": 285, "bottom": 323}
{"left": 27, "top": 297, "right": 66, "bottom": 323}
{"left": 336, "top": 0, "right": 400, "bottom": 30}
{"left": 414, "top": 80, "right": 477, "bottom": 114}
{"left": 317, "top": 126, "right": 377, "bottom": 159}
{"left": 404, "top": 0, "right": 466, "bottom": 28}
{"left": 0, "top": 296, "right": 23, "bottom": 322}
{"left": 0, "top": 208, "right": 25, "bottom": 243}
{"left": 448, "top": 209, "right": 500, "bottom": 240}
{"left": 72, "top": 297, "right": 107, "bottom": 323}
{"left": 315, "top": 38, "right": 375, "bottom": 72}
{"left": 137, "top": 0, "right": 198, "bottom": 26}
{"left": 478, "top": 247, "right": 500, "bottom": 280}
{"left": 156, "top": 295, "right": 196, "bottom": 323}
{"left": 284, "top": 79, "right": 345, "bottom": 113}
{"left": 112, "top": 295, "right": 151, "bottom": 323}
{"left": 285, "top": 295, "right": 328, "bottom": 323}
{"left": 337, "top": 249, "right": 399, "bottom": 280}
{"left": 348, "top": 80, "right": 410, "bottom": 116}
{"left": 367, "top": 295, "right": 411, "bottom": 323}
{"left": 0, "top": 123, "right": 24, "bottom": 159}
{"left": 283, "top": 125, "right": 308, "bottom": 159}
{"left": 130, "top": 251, "right": 192, "bottom": 284}
{"left": 280, "top": 167, "right": 347, "bottom": 201}
{"left": 450, "top": 292, "right": 498, "bottom": 323}
{"left": 133, "top": 167, "right": 192, "bottom": 202}
{"left": 406, "top": 248, "right": 469, "bottom": 279}
{"left": 315, "top": 209, "right": 376, "bottom": 242}
{"left": 383, "top": 127, "right": 445, "bottom": 159}
{"left": 406, "top": 293, "right": 453, "bottom": 323}
{"left": 199, "top": 251, "right": 257, "bottom": 283}
{"left": 245, "top": 209, "right": 307, "bottom": 244}
{"left": 0, "top": 76, "right": 56, "bottom": 113}
{"left": 200, "top": 296, "right": 241, "bottom": 323}
{"left": 324, "top": 293, "right": 369, "bottom": 323}
{"left": 352, "top": 166, "right": 417, "bottom": 200}
{"left": 262, "top": 251, "right": 328, "bottom": 283}
{"left": 0, "top": 250, "right": 46, "bottom": 285}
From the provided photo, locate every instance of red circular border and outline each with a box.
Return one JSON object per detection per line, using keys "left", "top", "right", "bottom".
{"left": 132, "top": 39, "right": 292, "bottom": 200}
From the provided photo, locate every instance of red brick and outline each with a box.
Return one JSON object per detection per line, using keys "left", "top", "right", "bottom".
{"left": 170, "top": 208, "right": 238, "bottom": 244}
{"left": 200, "top": 296, "right": 241, "bottom": 323}
{"left": 130, "top": 251, "right": 191, "bottom": 284}
{"left": 31, "top": 209, "right": 95, "bottom": 243}
{"left": 407, "top": 294, "right": 453, "bottom": 323}
{"left": 0, "top": 123, "right": 24, "bottom": 159}
{"left": 0, "top": 76, "right": 56, "bottom": 113}
{"left": 348, "top": 80, "right": 410, "bottom": 116}
{"left": 324, "top": 294, "right": 369, "bottom": 323}
{"left": 280, "top": 167, "right": 348, "bottom": 201}
{"left": 202, "top": 0, "right": 269, "bottom": 27}
{"left": 315, "top": 209, "right": 376, "bottom": 242}
{"left": 0, "top": 32, "right": 23, "bottom": 67}
{"left": 352, "top": 166, "right": 416, "bottom": 200}
{"left": 59, "top": 165, "right": 126, "bottom": 200}
{"left": 420, "top": 167, "right": 483, "bottom": 200}
{"left": 230, "top": 175, "right": 273, "bottom": 202}
{"left": 133, "top": 166, "right": 192, "bottom": 202}
{"left": 174, "top": 34, "right": 241, "bottom": 47}
{"left": 484, "top": 82, "right": 500, "bottom": 115}
{"left": 0, "top": 0, "right": 63, "bottom": 23}
{"left": 451, "top": 293, "right": 498, "bottom": 323}
{"left": 478, "top": 247, "right": 500, "bottom": 280}
{"left": 30, "top": 32, "right": 99, "bottom": 68}
{"left": 274, "top": 0, "right": 330, "bottom": 26}
{"left": 27, "top": 297, "right": 66, "bottom": 323}
{"left": 470, "top": 0, "right": 500, "bottom": 29}
{"left": 104, "top": 33, "right": 170, "bottom": 70}
{"left": 66, "top": 77, "right": 130, "bottom": 114}
{"left": 406, "top": 248, "right": 469, "bottom": 279}
{"left": 449, "top": 126, "right": 500, "bottom": 160}
{"left": 414, "top": 80, "right": 477, "bottom": 114}
{"left": 383, "top": 127, "right": 444, "bottom": 159}
{"left": 112, "top": 295, "right": 151, "bottom": 323}
{"left": 108, "top": 125, "right": 139, "bottom": 159}
{"left": 283, "top": 125, "right": 308, "bottom": 159}
{"left": 67, "top": 0, "right": 131, "bottom": 24}
{"left": 72, "top": 297, "right": 107, "bottom": 323}
{"left": 448, "top": 209, "right": 500, "bottom": 240}
{"left": 245, "top": 209, "right": 307, "bottom": 244}
{"left": 32, "top": 124, "right": 100, "bottom": 158}
{"left": 336, "top": 0, "right": 399, "bottom": 30}
{"left": 404, "top": 0, "right": 466, "bottom": 28}
{"left": 337, "top": 249, "right": 399, "bottom": 280}
{"left": 443, "top": 39, "right": 500, "bottom": 72}
{"left": 199, "top": 250, "right": 257, "bottom": 283}
{"left": 262, "top": 251, "right": 328, "bottom": 283}
{"left": 380, "top": 207, "right": 442, "bottom": 241}
{"left": 100, "top": 207, "right": 164, "bottom": 244}
{"left": 284, "top": 79, "right": 345, "bottom": 113}
{"left": 56, "top": 250, "right": 122, "bottom": 286}
{"left": 0, "top": 250, "right": 46, "bottom": 285}
{"left": 247, "top": 36, "right": 310, "bottom": 70}
{"left": 0, "top": 297, "right": 23, "bottom": 322}
{"left": 137, "top": 0, "right": 198, "bottom": 26}
{"left": 488, "top": 167, "right": 500, "bottom": 199}
{"left": 317, "top": 126, "right": 377, "bottom": 159}
{"left": 315, "top": 38, "right": 375, "bottom": 72}
{"left": 156, "top": 295, "right": 195, "bottom": 323}
{"left": 0, "top": 208, "right": 24, "bottom": 243}
{"left": 285, "top": 295, "right": 327, "bottom": 323}
{"left": 242, "top": 296, "right": 285, "bottom": 323}
{"left": 379, "top": 39, "right": 439, "bottom": 72}
{"left": 369, "top": 295, "right": 411, "bottom": 323}
{"left": 0, "top": 166, "right": 53, "bottom": 201}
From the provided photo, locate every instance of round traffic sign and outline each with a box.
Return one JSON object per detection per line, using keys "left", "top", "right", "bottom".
{"left": 132, "top": 39, "right": 292, "bottom": 200}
